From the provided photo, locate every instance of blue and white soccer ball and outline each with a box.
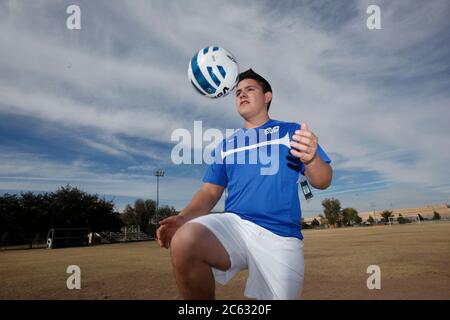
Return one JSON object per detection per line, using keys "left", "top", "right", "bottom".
{"left": 188, "top": 46, "right": 239, "bottom": 99}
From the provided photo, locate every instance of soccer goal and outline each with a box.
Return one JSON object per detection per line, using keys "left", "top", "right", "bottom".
{"left": 150, "top": 216, "right": 159, "bottom": 226}
{"left": 46, "top": 228, "right": 89, "bottom": 249}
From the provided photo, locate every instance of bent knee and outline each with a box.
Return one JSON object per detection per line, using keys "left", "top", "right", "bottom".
{"left": 170, "top": 222, "right": 230, "bottom": 270}
{"left": 170, "top": 223, "right": 205, "bottom": 259}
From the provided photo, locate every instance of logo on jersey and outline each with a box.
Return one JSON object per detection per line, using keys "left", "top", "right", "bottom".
{"left": 264, "top": 126, "right": 279, "bottom": 135}
{"left": 220, "top": 133, "right": 290, "bottom": 160}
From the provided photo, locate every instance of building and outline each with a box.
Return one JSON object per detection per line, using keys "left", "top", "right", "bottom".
{"left": 358, "top": 203, "right": 449, "bottom": 222}
{"left": 303, "top": 203, "right": 449, "bottom": 224}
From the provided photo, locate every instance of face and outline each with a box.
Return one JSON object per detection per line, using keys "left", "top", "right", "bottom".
{"left": 235, "top": 79, "right": 272, "bottom": 119}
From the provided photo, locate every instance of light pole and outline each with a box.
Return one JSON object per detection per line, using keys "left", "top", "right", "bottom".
{"left": 153, "top": 169, "right": 165, "bottom": 226}
{"left": 369, "top": 202, "right": 377, "bottom": 224}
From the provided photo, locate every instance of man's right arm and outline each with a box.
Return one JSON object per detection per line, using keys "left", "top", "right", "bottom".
{"left": 179, "top": 182, "right": 225, "bottom": 220}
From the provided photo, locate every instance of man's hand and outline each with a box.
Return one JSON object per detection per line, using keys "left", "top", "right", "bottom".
{"left": 290, "top": 123, "right": 318, "bottom": 165}
{"left": 156, "top": 215, "right": 189, "bottom": 249}
{"left": 156, "top": 183, "right": 225, "bottom": 249}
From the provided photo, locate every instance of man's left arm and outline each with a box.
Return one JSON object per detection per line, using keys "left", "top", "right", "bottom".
{"left": 289, "top": 123, "right": 333, "bottom": 189}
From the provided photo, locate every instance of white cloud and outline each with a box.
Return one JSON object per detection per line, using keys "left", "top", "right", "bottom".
{"left": 0, "top": 149, "right": 205, "bottom": 210}
{"left": 0, "top": 0, "right": 449, "bottom": 213}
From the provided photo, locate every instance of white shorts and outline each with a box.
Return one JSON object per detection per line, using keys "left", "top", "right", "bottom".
{"left": 187, "top": 212, "right": 304, "bottom": 300}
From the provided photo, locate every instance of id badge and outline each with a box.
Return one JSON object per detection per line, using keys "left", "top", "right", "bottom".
{"left": 299, "top": 176, "right": 314, "bottom": 201}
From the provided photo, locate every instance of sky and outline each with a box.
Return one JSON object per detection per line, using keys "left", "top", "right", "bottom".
{"left": 0, "top": 0, "right": 449, "bottom": 217}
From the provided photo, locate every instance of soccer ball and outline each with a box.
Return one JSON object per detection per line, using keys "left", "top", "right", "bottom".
{"left": 188, "top": 46, "right": 239, "bottom": 99}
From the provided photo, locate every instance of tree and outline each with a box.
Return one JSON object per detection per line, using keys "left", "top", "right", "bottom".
{"left": 367, "top": 216, "right": 375, "bottom": 224}
{"left": 122, "top": 199, "right": 157, "bottom": 235}
{"left": 122, "top": 205, "right": 138, "bottom": 226}
{"left": 318, "top": 214, "right": 328, "bottom": 226}
{"left": 135, "top": 199, "right": 156, "bottom": 233}
{"left": 1, "top": 186, "right": 123, "bottom": 248}
{"left": 49, "top": 186, "right": 122, "bottom": 232}
{"left": 418, "top": 214, "right": 424, "bottom": 221}
{"left": 0, "top": 194, "right": 21, "bottom": 246}
{"left": 432, "top": 211, "right": 441, "bottom": 220}
{"left": 86, "top": 196, "right": 123, "bottom": 232}
{"left": 120, "top": 199, "right": 177, "bottom": 236}
{"left": 301, "top": 218, "right": 309, "bottom": 229}
{"left": 156, "top": 205, "right": 177, "bottom": 221}
{"left": 321, "top": 198, "right": 342, "bottom": 227}
{"left": 311, "top": 218, "right": 320, "bottom": 228}
{"left": 381, "top": 210, "right": 393, "bottom": 223}
{"left": 18, "top": 192, "right": 51, "bottom": 249}
{"left": 341, "top": 208, "right": 360, "bottom": 226}
{"left": 149, "top": 205, "right": 178, "bottom": 236}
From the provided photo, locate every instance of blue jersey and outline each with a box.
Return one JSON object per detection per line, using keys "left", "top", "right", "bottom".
{"left": 203, "top": 119, "right": 331, "bottom": 239}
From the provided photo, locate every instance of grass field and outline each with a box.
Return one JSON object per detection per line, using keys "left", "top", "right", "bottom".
{"left": 1, "top": 222, "right": 449, "bottom": 300}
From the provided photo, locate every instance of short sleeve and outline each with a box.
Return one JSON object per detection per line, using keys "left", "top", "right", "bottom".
{"left": 317, "top": 144, "right": 331, "bottom": 164}
{"left": 202, "top": 143, "right": 229, "bottom": 187}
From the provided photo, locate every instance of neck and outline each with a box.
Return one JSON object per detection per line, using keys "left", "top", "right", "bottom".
{"left": 244, "top": 113, "right": 270, "bottom": 129}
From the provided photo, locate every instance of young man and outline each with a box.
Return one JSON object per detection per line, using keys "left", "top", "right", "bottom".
{"left": 157, "top": 69, "right": 332, "bottom": 299}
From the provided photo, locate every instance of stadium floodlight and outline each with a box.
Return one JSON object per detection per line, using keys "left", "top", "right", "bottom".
{"left": 369, "top": 202, "right": 377, "bottom": 224}
{"left": 154, "top": 169, "right": 165, "bottom": 210}
{"left": 152, "top": 169, "right": 165, "bottom": 226}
